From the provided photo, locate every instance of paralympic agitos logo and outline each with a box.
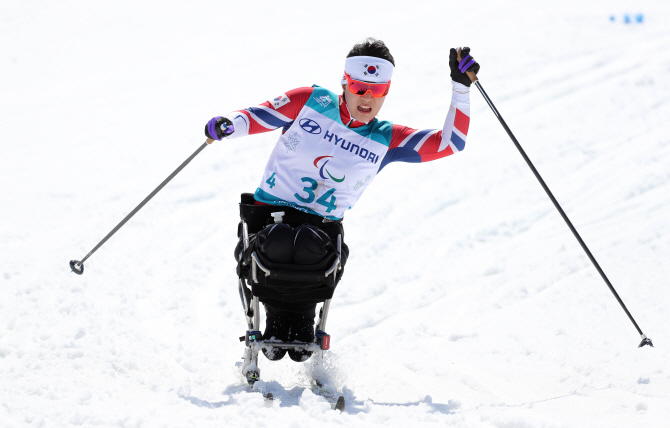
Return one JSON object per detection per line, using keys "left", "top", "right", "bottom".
{"left": 313, "top": 156, "right": 345, "bottom": 183}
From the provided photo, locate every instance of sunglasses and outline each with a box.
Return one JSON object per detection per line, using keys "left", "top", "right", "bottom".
{"left": 344, "top": 72, "right": 391, "bottom": 97}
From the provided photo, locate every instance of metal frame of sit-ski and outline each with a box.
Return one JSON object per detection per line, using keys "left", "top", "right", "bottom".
{"left": 237, "top": 212, "right": 342, "bottom": 386}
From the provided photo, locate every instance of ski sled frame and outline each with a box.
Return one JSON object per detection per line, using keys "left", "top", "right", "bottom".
{"left": 237, "top": 217, "right": 342, "bottom": 387}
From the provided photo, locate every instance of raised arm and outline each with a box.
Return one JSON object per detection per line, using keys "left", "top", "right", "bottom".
{"left": 379, "top": 82, "right": 471, "bottom": 171}
{"left": 378, "top": 47, "right": 479, "bottom": 171}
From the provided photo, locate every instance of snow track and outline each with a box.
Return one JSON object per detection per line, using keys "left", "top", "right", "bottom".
{"left": 2, "top": 1, "right": 670, "bottom": 426}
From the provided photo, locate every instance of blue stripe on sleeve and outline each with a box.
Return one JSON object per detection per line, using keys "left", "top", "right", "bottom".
{"left": 378, "top": 147, "right": 422, "bottom": 172}
{"left": 450, "top": 131, "right": 466, "bottom": 151}
{"left": 281, "top": 121, "right": 294, "bottom": 133}
{"left": 402, "top": 129, "right": 435, "bottom": 151}
{"left": 247, "top": 107, "right": 290, "bottom": 128}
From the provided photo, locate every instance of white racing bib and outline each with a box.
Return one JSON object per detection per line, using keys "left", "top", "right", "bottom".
{"left": 254, "top": 87, "right": 393, "bottom": 220}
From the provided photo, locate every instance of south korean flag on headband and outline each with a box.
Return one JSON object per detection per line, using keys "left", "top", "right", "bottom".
{"left": 342, "top": 56, "right": 394, "bottom": 85}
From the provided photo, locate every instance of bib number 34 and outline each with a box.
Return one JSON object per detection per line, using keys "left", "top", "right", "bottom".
{"left": 294, "top": 177, "right": 337, "bottom": 213}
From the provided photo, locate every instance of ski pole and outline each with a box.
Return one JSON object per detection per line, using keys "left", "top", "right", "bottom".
{"left": 459, "top": 51, "right": 652, "bottom": 348}
{"left": 69, "top": 138, "right": 215, "bottom": 275}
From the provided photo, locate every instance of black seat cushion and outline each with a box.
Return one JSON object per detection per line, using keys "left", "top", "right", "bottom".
{"left": 257, "top": 224, "right": 294, "bottom": 264}
{"left": 293, "top": 225, "right": 332, "bottom": 265}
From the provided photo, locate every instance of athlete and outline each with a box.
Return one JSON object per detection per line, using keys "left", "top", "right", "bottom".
{"left": 205, "top": 38, "right": 479, "bottom": 362}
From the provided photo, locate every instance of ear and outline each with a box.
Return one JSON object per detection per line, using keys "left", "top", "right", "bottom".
{"left": 342, "top": 84, "right": 347, "bottom": 91}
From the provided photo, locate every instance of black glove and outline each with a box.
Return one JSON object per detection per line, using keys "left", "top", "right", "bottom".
{"left": 204, "top": 116, "right": 234, "bottom": 140}
{"left": 449, "top": 47, "right": 480, "bottom": 87}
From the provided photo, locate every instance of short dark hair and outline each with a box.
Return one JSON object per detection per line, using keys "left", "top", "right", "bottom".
{"left": 346, "top": 38, "right": 395, "bottom": 66}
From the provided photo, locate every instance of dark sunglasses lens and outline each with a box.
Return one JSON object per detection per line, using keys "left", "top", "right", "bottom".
{"left": 372, "top": 86, "right": 387, "bottom": 97}
{"left": 350, "top": 81, "right": 370, "bottom": 95}
{"left": 349, "top": 81, "right": 388, "bottom": 97}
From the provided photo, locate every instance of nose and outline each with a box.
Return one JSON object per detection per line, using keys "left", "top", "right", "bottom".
{"left": 361, "top": 90, "right": 374, "bottom": 100}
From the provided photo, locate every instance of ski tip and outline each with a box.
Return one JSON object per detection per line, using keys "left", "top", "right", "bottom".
{"left": 334, "top": 395, "right": 345, "bottom": 412}
{"left": 263, "top": 392, "right": 274, "bottom": 408}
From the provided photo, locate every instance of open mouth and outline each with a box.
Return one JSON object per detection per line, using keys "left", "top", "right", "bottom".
{"left": 357, "top": 105, "right": 372, "bottom": 113}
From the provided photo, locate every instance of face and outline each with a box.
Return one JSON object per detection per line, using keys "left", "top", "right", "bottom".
{"left": 343, "top": 84, "right": 386, "bottom": 123}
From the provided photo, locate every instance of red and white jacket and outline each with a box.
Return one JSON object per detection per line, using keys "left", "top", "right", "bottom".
{"left": 224, "top": 81, "right": 470, "bottom": 172}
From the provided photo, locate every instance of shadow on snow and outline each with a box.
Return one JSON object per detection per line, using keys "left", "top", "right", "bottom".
{"left": 179, "top": 382, "right": 456, "bottom": 415}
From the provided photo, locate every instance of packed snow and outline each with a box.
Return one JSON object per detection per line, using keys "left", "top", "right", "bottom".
{"left": 2, "top": 1, "right": 669, "bottom": 426}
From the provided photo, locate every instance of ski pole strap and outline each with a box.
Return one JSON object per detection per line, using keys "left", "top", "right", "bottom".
{"left": 459, "top": 55, "right": 476, "bottom": 72}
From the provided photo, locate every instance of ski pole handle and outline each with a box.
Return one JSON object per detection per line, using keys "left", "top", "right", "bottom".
{"left": 457, "top": 48, "right": 479, "bottom": 83}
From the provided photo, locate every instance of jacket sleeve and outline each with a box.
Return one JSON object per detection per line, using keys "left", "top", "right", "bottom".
{"left": 378, "top": 81, "right": 470, "bottom": 171}
{"left": 223, "top": 87, "right": 314, "bottom": 139}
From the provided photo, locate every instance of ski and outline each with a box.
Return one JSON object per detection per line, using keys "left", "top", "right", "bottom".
{"left": 234, "top": 361, "right": 344, "bottom": 411}
{"left": 311, "top": 389, "right": 345, "bottom": 411}
{"left": 311, "top": 380, "right": 345, "bottom": 412}
{"left": 334, "top": 395, "right": 345, "bottom": 412}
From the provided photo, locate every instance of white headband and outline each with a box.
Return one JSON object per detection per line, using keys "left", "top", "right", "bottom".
{"left": 342, "top": 55, "right": 394, "bottom": 85}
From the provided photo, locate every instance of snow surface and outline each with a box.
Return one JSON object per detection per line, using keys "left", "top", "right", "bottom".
{"left": 2, "top": 1, "right": 670, "bottom": 426}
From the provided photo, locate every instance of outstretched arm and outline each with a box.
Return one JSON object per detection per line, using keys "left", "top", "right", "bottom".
{"left": 205, "top": 87, "right": 315, "bottom": 140}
